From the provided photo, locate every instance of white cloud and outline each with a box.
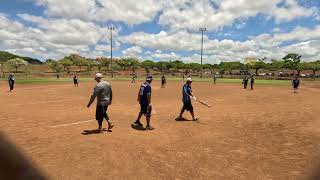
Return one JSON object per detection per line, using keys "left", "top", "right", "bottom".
{"left": 150, "top": 51, "right": 180, "bottom": 60}
{"left": 31, "top": 0, "right": 315, "bottom": 31}
{"left": 122, "top": 25, "right": 320, "bottom": 62}
{"left": 120, "top": 31, "right": 208, "bottom": 51}
{"left": 33, "top": 0, "right": 163, "bottom": 25}
{"left": 158, "top": 0, "right": 315, "bottom": 31}
{"left": 122, "top": 46, "right": 142, "bottom": 57}
{"left": 0, "top": 13, "right": 122, "bottom": 60}
{"left": 95, "top": 44, "right": 111, "bottom": 52}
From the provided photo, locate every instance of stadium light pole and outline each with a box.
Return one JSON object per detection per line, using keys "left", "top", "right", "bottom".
{"left": 108, "top": 26, "right": 115, "bottom": 78}
{"left": 199, "top": 27, "right": 206, "bottom": 78}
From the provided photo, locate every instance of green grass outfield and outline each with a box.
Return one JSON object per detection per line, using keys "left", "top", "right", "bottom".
{"left": 0, "top": 77, "right": 292, "bottom": 86}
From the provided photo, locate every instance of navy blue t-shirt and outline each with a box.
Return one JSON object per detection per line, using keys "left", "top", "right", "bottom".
{"left": 139, "top": 82, "right": 151, "bottom": 105}
{"left": 182, "top": 84, "right": 192, "bottom": 103}
{"left": 8, "top": 76, "right": 14, "bottom": 84}
{"left": 292, "top": 79, "right": 300, "bottom": 88}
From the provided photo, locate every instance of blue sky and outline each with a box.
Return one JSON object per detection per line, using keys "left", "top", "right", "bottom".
{"left": 0, "top": 0, "right": 319, "bottom": 63}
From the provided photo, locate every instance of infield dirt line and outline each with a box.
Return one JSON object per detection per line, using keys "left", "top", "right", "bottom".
{"left": 51, "top": 119, "right": 95, "bottom": 128}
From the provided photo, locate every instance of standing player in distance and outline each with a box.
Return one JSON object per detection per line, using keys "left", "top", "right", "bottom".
{"left": 213, "top": 74, "right": 217, "bottom": 84}
{"left": 292, "top": 76, "right": 300, "bottom": 94}
{"left": 131, "top": 74, "right": 137, "bottom": 83}
{"left": 73, "top": 75, "right": 79, "bottom": 87}
{"left": 242, "top": 74, "right": 249, "bottom": 89}
{"left": 87, "top": 73, "right": 114, "bottom": 133}
{"left": 8, "top": 73, "right": 14, "bottom": 92}
{"left": 161, "top": 75, "right": 166, "bottom": 88}
{"left": 133, "top": 75, "right": 154, "bottom": 130}
{"left": 250, "top": 75, "right": 255, "bottom": 90}
{"left": 176, "top": 78, "right": 199, "bottom": 121}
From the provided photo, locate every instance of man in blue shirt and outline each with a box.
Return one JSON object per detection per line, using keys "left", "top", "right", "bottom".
{"left": 133, "top": 75, "right": 154, "bottom": 130}
{"left": 161, "top": 75, "right": 166, "bottom": 88}
{"left": 8, "top": 73, "right": 14, "bottom": 92}
{"left": 292, "top": 76, "right": 300, "bottom": 94}
{"left": 176, "top": 78, "right": 198, "bottom": 121}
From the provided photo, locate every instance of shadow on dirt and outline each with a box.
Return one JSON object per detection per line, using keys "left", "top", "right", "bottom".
{"left": 131, "top": 124, "right": 146, "bottom": 131}
{"left": 175, "top": 117, "right": 207, "bottom": 125}
{"left": 0, "top": 133, "right": 47, "bottom": 180}
{"left": 81, "top": 128, "right": 111, "bottom": 135}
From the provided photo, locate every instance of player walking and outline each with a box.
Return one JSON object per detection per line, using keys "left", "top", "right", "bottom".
{"left": 242, "top": 74, "right": 249, "bottom": 89}
{"left": 161, "top": 75, "right": 166, "bottom": 88}
{"left": 176, "top": 78, "right": 198, "bottom": 121}
{"left": 250, "top": 75, "right": 254, "bottom": 90}
{"left": 8, "top": 73, "right": 14, "bottom": 92}
{"left": 87, "top": 73, "right": 113, "bottom": 133}
{"left": 133, "top": 75, "right": 154, "bottom": 130}
{"left": 292, "top": 76, "right": 300, "bottom": 94}
{"left": 213, "top": 74, "right": 217, "bottom": 84}
{"left": 132, "top": 74, "right": 137, "bottom": 83}
{"left": 73, "top": 75, "right": 79, "bottom": 87}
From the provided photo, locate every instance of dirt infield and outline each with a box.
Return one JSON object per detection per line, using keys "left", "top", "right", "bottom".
{"left": 0, "top": 80, "right": 320, "bottom": 179}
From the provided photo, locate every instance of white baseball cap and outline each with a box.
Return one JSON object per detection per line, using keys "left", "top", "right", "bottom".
{"left": 95, "top": 73, "right": 103, "bottom": 78}
{"left": 186, "top": 77, "right": 192, "bottom": 82}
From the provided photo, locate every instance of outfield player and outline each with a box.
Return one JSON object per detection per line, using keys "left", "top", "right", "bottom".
{"left": 250, "top": 75, "right": 254, "bottom": 90}
{"left": 213, "top": 74, "right": 217, "bottom": 84}
{"left": 87, "top": 73, "right": 113, "bottom": 133}
{"left": 73, "top": 75, "right": 79, "bottom": 87}
{"left": 176, "top": 78, "right": 198, "bottom": 121}
{"left": 242, "top": 74, "right": 249, "bottom": 89}
{"left": 292, "top": 76, "right": 300, "bottom": 94}
{"left": 133, "top": 75, "right": 154, "bottom": 130}
{"left": 161, "top": 75, "right": 166, "bottom": 88}
{"left": 8, "top": 73, "right": 14, "bottom": 92}
{"left": 131, "top": 74, "right": 137, "bottom": 83}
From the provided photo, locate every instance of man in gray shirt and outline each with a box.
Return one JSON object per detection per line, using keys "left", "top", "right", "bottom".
{"left": 87, "top": 73, "right": 113, "bottom": 132}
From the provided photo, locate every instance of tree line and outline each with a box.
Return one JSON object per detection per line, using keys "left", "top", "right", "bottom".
{"left": 1, "top": 53, "right": 320, "bottom": 78}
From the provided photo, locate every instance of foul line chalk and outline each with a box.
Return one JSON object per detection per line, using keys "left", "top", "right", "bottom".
{"left": 51, "top": 119, "right": 95, "bottom": 128}
{"left": 13, "top": 99, "right": 86, "bottom": 106}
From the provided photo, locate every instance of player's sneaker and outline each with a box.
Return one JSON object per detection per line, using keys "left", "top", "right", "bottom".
{"left": 133, "top": 120, "right": 143, "bottom": 127}
{"left": 193, "top": 117, "right": 199, "bottom": 121}
{"left": 96, "top": 127, "right": 103, "bottom": 133}
{"left": 108, "top": 122, "right": 114, "bottom": 130}
{"left": 145, "top": 125, "right": 154, "bottom": 130}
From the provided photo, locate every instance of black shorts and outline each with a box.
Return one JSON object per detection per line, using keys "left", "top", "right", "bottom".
{"left": 96, "top": 105, "right": 109, "bottom": 122}
{"left": 182, "top": 101, "right": 193, "bottom": 112}
{"left": 140, "top": 104, "right": 152, "bottom": 117}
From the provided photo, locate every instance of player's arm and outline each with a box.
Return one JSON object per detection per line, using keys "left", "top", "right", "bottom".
{"left": 109, "top": 87, "right": 113, "bottom": 105}
{"left": 147, "top": 93, "right": 151, "bottom": 106}
{"left": 147, "top": 86, "right": 152, "bottom": 105}
{"left": 87, "top": 88, "right": 98, "bottom": 107}
{"left": 87, "top": 95, "right": 96, "bottom": 108}
{"left": 137, "top": 90, "right": 140, "bottom": 102}
{"left": 185, "top": 86, "right": 195, "bottom": 100}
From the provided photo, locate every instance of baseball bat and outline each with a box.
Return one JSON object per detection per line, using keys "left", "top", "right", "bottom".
{"left": 195, "top": 99, "right": 211, "bottom": 107}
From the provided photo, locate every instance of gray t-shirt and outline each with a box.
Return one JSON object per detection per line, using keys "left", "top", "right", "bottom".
{"left": 92, "top": 80, "right": 112, "bottom": 106}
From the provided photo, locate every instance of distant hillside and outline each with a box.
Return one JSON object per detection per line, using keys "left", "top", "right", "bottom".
{"left": 0, "top": 51, "right": 43, "bottom": 64}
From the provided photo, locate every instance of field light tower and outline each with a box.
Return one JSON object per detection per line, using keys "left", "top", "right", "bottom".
{"left": 108, "top": 26, "right": 115, "bottom": 78}
{"left": 199, "top": 27, "right": 206, "bottom": 78}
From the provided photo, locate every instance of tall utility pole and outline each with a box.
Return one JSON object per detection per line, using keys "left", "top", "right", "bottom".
{"left": 199, "top": 27, "right": 206, "bottom": 78}
{"left": 108, "top": 26, "right": 115, "bottom": 77}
